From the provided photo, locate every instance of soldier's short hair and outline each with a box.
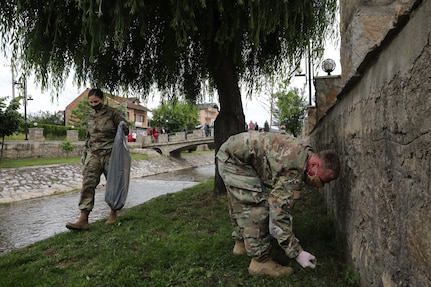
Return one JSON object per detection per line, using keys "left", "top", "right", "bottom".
{"left": 88, "top": 88, "right": 104, "bottom": 99}
{"left": 318, "top": 150, "right": 340, "bottom": 179}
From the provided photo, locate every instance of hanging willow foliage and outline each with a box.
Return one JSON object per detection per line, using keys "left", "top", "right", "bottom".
{"left": 0, "top": 0, "right": 337, "bottom": 100}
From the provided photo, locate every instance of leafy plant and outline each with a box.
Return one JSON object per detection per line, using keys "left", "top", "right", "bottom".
{"left": 60, "top": 139, "right": 75, "bottom": 157}
{"left": 273, "top": 88, "right": 308, "bottom": 137}
{"left": 0, "top": 97, "right": 23, "bottom": 162}
{"left": 150, "top": 99, "right": 199, "bottom": 132}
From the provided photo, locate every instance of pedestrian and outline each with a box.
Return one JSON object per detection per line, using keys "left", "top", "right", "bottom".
{"left": 66, "top": 88, "right": 129, "bottom": 231}
{"left": 132, "top": 131, "right": 137, "bottom": 142}
{"left": 216, "top": 132, "right": 340, "bottom": 277}
{"left": 248, "top": 120, "right": 255, "bottom": 131}
{"left": 204, "top": 123, "right": 211, "bottom": 137}
{"left": 153, "top": 128, "right": 158, "bottom": 142}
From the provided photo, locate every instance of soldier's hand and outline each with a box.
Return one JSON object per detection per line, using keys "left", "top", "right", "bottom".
{"left": 296, "top": 251, "right": 317, "bottom": 269}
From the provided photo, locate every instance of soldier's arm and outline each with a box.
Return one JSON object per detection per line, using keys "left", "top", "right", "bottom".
{"left": 113, "top": 110, "right": 129, "bottom": 136}
{"left": 267, "top": 170, "right": 304, "bottom": 258}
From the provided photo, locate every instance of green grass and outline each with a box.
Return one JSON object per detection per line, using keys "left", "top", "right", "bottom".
{"left": 0, "top": 153, "right": 150, "bottom": 168}
{"left": 0, "top": 180, "right": 359, "bottom": 287}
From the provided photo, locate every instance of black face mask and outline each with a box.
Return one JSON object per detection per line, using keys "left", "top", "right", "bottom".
{"left": 92, "top": 103, "right": 103, "bottom": 111}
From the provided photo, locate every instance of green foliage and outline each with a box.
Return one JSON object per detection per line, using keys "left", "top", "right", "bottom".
{"left": 0, "top": 97, "right": 23, "bottom": 162}
{"left": 0, "top": 0, "right": 337, "bottom": 100}
{"left": 273, "top": 88, "right": 308, "bottom": 137}
{"left": 36, "top": 124, "right": 86, "bottom": 141}
{"left": 0, "top": 153, "right": 149, "bottom": 168}
{"left": 28, "top": 110, "right": 64, "bottom": 125}
{"left": 0, "top": 97, "right": 23, "bottom": 139}
{"left": 60, "top": 139, "right": 75, "bottom": 156}
{"left": 151, "top": 100, "right": 199, "bottom": 132}
{"left": 70, "top": 98, "right": 92, "bottom": 129}
{"left": 0, "top": 181, "right": 358, "bottom": 286}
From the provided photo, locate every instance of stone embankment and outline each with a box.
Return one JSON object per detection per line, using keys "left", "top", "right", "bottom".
{"left": 0, "top": 152, "right": 215, "bottom": 204}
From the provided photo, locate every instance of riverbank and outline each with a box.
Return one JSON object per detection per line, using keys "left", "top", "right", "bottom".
{"left": 0, "top": 151, "right": 215, "bottom": 204}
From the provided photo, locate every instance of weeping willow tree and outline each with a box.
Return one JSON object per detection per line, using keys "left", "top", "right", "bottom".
{"left": 0, "top": 0, "right": 337, "bottom": 193}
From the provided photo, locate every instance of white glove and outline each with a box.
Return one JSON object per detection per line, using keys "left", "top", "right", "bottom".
{"left": 296, "top": 251, "right": 317, "bottom": 269}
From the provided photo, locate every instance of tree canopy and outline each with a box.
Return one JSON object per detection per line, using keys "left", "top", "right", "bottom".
{"left": 0, "top": 1, "right": 336, "bottom": 96}
{"left": 273, "top": 88, "right": 308, "bottom": 137}
{"left": 0, "top": 97, "right": 22, "bottom": 162}
{"left": 150, "top": 100, "right": 199, "bottom": 133}
{"left": 0, "top": 0, "right": 337, "bottom": 192}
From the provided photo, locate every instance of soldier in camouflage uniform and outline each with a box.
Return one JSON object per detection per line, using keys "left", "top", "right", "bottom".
{"left": 216, "top": 131, "right": 340, "bottom": 277}
{"left": 66, "top": 88, "right": 129, "bottom": 231}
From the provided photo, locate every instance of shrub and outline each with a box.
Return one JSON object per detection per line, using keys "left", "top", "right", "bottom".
{"left": 60, "top": 139, "right": 75, "bottom": 156}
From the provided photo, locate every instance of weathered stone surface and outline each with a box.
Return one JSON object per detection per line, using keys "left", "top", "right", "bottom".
{"left": 340, "top": 0, "right": 417, "bottom": 85}
{"left": 311, "top": 1, "right": 431, "bottom": 286}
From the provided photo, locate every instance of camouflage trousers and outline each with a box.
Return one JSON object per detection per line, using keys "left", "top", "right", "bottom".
{"left": 78, "top": 152, "right": 111, "bottom": 211}
{"left": 218, "top": 161, "right": 272, "bottom": 261}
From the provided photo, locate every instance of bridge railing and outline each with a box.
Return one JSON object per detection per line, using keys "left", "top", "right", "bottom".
{"left": 143, "top": 129, "right": 212, "bottom": 145}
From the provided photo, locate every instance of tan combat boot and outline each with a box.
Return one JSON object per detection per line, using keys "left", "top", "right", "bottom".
{"left": 66, "top": 210, "right": 90, "bottom": 231}
{"left": 248, "top": 258, "right": 294, "bottom": 277}
{"left": 105, "top": 209, "right": 117, "bottom": 225}
{"left": 233, "top": 240, "right": 247, "bottom": 255}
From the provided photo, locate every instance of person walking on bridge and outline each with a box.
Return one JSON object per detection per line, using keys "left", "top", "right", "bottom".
{"left": 216, "top": 132, "right": 340, "bottom": 277}
{"left": 66, "top": 88, "right": 129, "bottom": 231}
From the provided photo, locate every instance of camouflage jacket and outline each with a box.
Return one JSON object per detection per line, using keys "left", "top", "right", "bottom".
{"left": 85, "top": 105, "right": 128, "bottom": 155}
{"left": 216, "top": 131, "right": 313, "bottom": 258}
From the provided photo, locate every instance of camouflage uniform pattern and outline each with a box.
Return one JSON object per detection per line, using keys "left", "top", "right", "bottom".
{"left": 78, "top": 105, "right": 128, "bottom": 211}
{"left": 216, "top": 131, "right": 313, "bottom": 260}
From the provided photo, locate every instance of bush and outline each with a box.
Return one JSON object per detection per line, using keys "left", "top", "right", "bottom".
{"left": 36, "top": 124, "right": 86, "bottom": 141}
{"left": 60, "top": 139, "right": 75, "bottom": 156}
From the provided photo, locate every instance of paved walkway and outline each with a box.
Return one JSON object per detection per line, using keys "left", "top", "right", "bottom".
{"left": 0, "top": 153, "right": 214, "bottom": 204}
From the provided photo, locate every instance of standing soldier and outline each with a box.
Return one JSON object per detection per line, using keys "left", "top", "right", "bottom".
{"left": 216, "top": 132, "right": 340, "bottom": 277}
{"left": 66, "top": 88, "right": 129, "bottom": 231}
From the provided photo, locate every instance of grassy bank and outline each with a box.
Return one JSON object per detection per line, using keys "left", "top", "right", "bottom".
{"left": 0, "top": 153, "right": 150, "bottom": 168}
{"left": 0, "top": 179, "right": 358, "bottom": 287}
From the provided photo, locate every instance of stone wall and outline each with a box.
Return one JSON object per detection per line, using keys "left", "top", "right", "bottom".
{"left": 1, "top": 141, "right": 86, "bottom": 159}
{"left": 310, "top": 1, "right": 430, "bottom": 286}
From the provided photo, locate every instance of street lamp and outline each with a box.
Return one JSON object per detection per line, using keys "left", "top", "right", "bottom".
{"left": 322, "top": 58, "right": 336, "bottom": 75}
{"left": 14, "top": 79, "right": 33, "bottom": 140}
{"left": 295, "top": 46, "right": 313, "bottom": 106}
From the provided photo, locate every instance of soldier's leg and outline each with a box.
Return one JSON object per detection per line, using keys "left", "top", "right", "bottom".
{"left": 78, "top": 153, "right": 103, "bottom": 211}
{"left": 228, "top": 186, "right": 272, "bottom": 261}
{"left": 100, "top": 153, "right": 117, "bottom": 225}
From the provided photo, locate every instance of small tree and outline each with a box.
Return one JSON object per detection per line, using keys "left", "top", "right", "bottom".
{"left": 273, "top": 88, "right": 308, "bottom": 137}
{"left": 0, "top": 97, "right": 23, "bottom": 162}
{"left": 70, "top": 98, "right": 92, "bottom": 129}
{"left": 151, "top": 100, "right": 199, "bottom": 132}
{"left": 60, "top": 139, "right": 75, "bottom": 157}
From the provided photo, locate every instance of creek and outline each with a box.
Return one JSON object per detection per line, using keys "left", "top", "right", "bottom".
{"left": 0, "top": 165, "right": 214, "bottom": 254}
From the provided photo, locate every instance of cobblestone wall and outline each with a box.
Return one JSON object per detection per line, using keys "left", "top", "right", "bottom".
{"left": 1, "top": 141, "right": 86, "bottom": 159}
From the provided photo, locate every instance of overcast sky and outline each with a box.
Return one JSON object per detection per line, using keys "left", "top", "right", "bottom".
{"left": 0, "top": 42, "right": 341, "bottom": 127}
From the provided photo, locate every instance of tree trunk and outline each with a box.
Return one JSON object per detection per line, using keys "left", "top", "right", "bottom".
{"left": 208, "top": 49, "right": 246, "bottom": 194}
{"left": 0, "top": 136, "right": 4, "bottom": 163}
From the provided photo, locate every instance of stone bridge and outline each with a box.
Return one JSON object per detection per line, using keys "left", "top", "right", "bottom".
{"left": 141, "top": 130, "right": 214, "bottom": 157}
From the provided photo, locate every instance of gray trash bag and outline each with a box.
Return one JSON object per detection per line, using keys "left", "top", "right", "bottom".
{"left": 105, "top": 122, "right": 131, "bottom": 210}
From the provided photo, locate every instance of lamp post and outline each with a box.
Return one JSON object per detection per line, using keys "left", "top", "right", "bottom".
{"left": 14, "top": 79, "right": 33, "bottom": 140}
{"left": 295, "top": 46, "right": 313, "bottom": 106}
